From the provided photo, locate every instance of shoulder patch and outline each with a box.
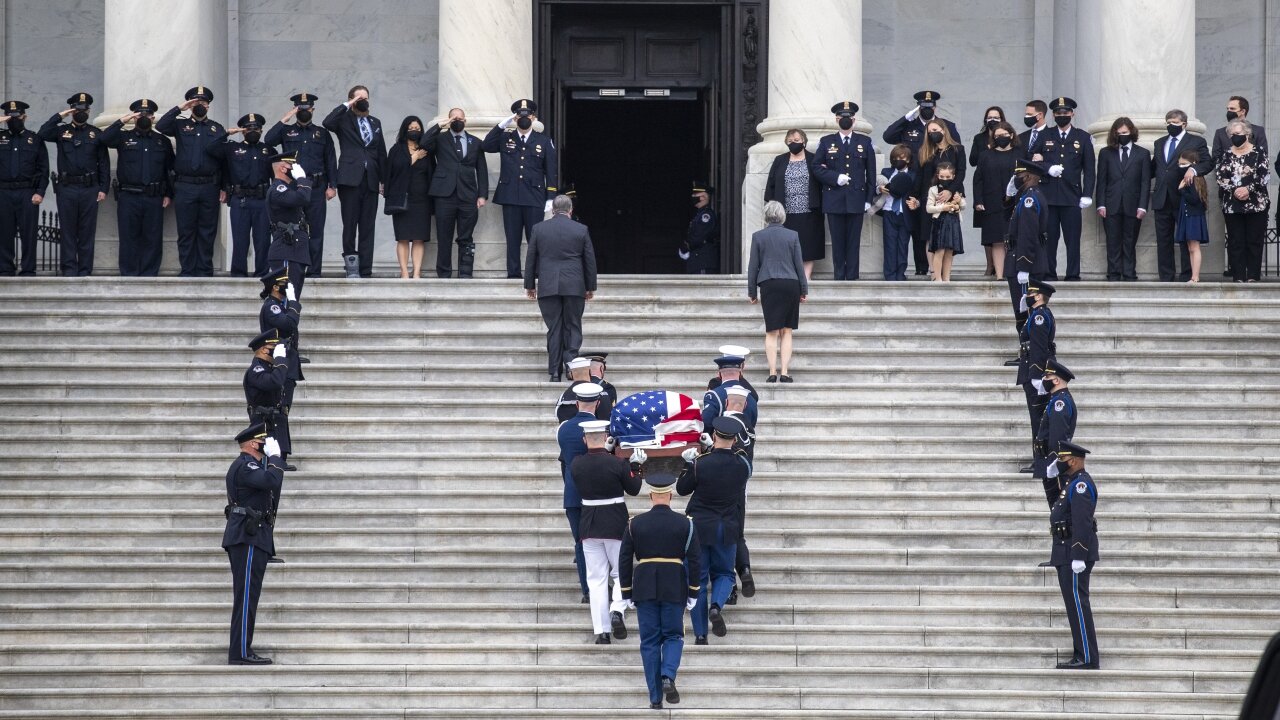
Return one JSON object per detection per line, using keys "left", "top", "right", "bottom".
{"left": 1075, "top": 481, "right": 1088, "bottom": 495}
{"left": 1024, "top": 197, "right": 1034, "bottom": 208}
{"left": 247, "top": 462, "right": 260, "bottom": 470}
{"left": 1054, "top": 399, "right": 1065, "bottom": 412}
{"left": 1034, "top": 314, "right": 1045, "bottom": 325}
{"left": 701, "top": 213, "right": 711, "bottom": 223}
{"left": 253, "top": 365, "right": 265, "bottom": 373}
{"left": 271, "top": 304, "right": 282, "bottom": 314}
{"left": 276, "top": 184, "right": 288, "bottom": 192}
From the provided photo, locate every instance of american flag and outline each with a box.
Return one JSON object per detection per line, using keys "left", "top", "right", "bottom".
{"left": 610, "top": 390, "right": 703, "bottom": 447}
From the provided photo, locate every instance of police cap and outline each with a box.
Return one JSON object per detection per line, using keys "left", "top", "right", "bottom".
{"left": 1025, "top": 280, "right": 1056, "bottom": 298}
{"left": 1013, "top": 159, "right": 1047, "bottom": 177}
{"left": 1043, "top": 358, "right": 1075, "bottom": 382}
{"left": 563, "top": 183, "right": 576, "bottom": 198}
{"left": 692, "top": 181, "right": 713, "bottom": 197}
{"left": 580, "top": 351, "right": 609, "bottom": 366}
{"left": 249, "top": 328, "right": 281, "bottom": 351}
{"left": 290, "top": 92, "right": 318, "bottom": 108}
{"left": 572, "top": 382, "right": 604, "bottom": 402}
{"left": 129, "top": 99, "right": 159, "bottom": 115}
{"left": 185, "top": 86, "right": 215, "bottom": 102}
{"left": 236, "top": 422, "right": 269, "bottom": 444}
{"left": 66, "top": 92, "right": 94, "bottom": 109}
{"left": 2, "top": 100, "right": 29, "bottom": 116}
{"left": 913, "top": 90, "right": 941, "bottom": 108}
{"left": 888, "top": 172, "right": 915, "bottom": 198}
{"left": 259, "top": 266, "right": 290, "bottom": 298}
{"left": 1056, "top": 440, "right": 1090, "bottom": 458}
{"left": 1049, "top": 97, "right": 1077, "bottom": 112}
{"left": 830, "top": 101, "right": 859, "bottom": 117}
{"left": 645, "top": 472, "right": 678, "bottom": 494}
{"left": 712, "top": 416, "right": 741, "bottom": 438}
{"left": 238, "top": 113, "right": 264, "bottom": 130}
{"left": 511, "top": 98, "right": 538, "bottom": 116}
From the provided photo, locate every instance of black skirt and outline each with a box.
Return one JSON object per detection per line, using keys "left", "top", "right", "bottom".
{"left": 784, "top": 210, "right": 826, "bottom": 261}
{"left": 759, "top": 278, "right": 801, "bottom": 331}
{"left": 393, "top": 200, "right": 432, "bottom": 242}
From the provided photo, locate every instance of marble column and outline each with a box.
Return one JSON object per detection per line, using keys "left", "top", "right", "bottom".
{"left": 437, "top": 0, "right": 535, "bottom": 275}
{"left": 743, "top": 0, "right": 873, "bottom": 278}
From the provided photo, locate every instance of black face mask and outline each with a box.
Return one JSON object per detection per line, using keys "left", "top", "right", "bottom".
{"left": 72, "top": 110, "right": 89, "bottom": 125}
{"left": 1166, "top": 123, "right": 1182, "bottom": 136}
{"left": 1116, "top": 133, "right": 1131, "bottom": 145}
{"left": 1227, "top": 110, "right": 1239, "bottom": 122}
{"left": 516, "top": 116, "right": 533, "bottom": 131}
{"left": 135, "top": 116, "right": 152, "bottom": 132}
{"left": 1231, "top": 134, "right": 1247, "bottom": 147}
{"left": 406, "top": 130, "right": 423, "bottom": 142}
{"left": 1023, "top": 115, "right": 1038, "bottom": 128}
{"left": 787, "top": 141, "right": 805, "bottom": 155}
{"left": 296, "top": 109, "right": 313, "bottom": 124}
{"left": 919, "top": 107, "right": 935, "bottom": 121}
{"left": 985, "top": 118, "right": 1000, "bottom": 130}
{"left": 1054, "top": 115, "right": 1072, "bottom": 128}
{"left": 449, "top": 119, "right": 465, "bottom": 133}
{"left": 192, "top": 105, "right": 208, "bottom": 119}
{"left": 244, "top": 131, "right": 261, "bottom": 144}
{"left": 927, "top": 131, "right": 944, "bottom": 144}
{"left": 892, "top": 159, "right": 908, "bottom": 170}
{"left": 1056, "top": 459, "right": 1072, "bottom": 476}
{"left": 993, "top": 136, "right": 1012, "bottom": 149}
{"left": 353, "top": 98, "right": 370, "bottom": 113}
{"left": 837, "top": 117, "right": 853, "bottom": 131}
{"left": 7, "top": 118, "right": 24, "bottom": 133}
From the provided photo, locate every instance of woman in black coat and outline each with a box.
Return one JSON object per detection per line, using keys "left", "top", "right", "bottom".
{"left": 384, "top": 115, "right": 434, "bottom": 278}
{"left": 971, "top": 121, "right": 1021, "bottom": 280}
{"left": 764, "top": 128, "right": 825, "bottom": 278}
{"left": 970, "top": 106, "right": 1007, "bottom": 275}
{"left": 915, "top": 119, "right": 967, "bottom": 274}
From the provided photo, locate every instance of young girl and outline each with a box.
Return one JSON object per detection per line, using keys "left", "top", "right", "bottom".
{"left": 1175, "top": 149, "right": 1209, "bottom": 282}
{"left": 926, "top": 162, "right": 966, "bottom": 282}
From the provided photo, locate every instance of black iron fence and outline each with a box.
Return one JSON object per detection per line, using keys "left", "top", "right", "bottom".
{"left": 1266, "top": 226, "right": 1280, "bottom": 277}
{"left": 15, "top": 211, "right": 61, "bottom": 273}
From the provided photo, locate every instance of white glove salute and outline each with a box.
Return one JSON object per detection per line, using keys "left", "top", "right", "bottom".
{"left": 1031, "top": 379, "right": 1046, "bottom": 395}
{"left": 1071, "top": 560, "right": 1086, "bottom": 574}
{"left": 1048, "top": 164, "right": 1064, "bottom": 178}
{"left": 1018, "top": 295, "right": 1028, "bottom": 313}
{"left": 699, "top": 432, "right": 713, "bottom": 449}
{"left": 603, "top": 436, "right": 617, "bottom": 452}
{"left": 1078, "top": 197, "right": 1093, "bottom": 210}
{"left": 285, "top": 283, "right": 296, "bottom": 302}
{"left": 272, "top": 343, "right": 287, "bottom": 360}
{"left": 499, "top": 113, "right": 517, "bottom": 129}
{"left": 681, "top": 447, "right": 699, "bottom": 463}
{"left": 837, "top": 173, "right": 851, "bottom": 187}
{"left": 263, "top": 437, "right": 281, "bottom": 457}
{"left": 630, "top": 448, "right": 647, "bottom": 465}
{"left": 290, "top": 163, "right": 306, "bottom": 180}
{"left": 1016, "top": 272, "right": 1029, "bottom": 285}
{"left": 1005, "top": 176, "right": 1018, "bottom": 198}
{"left": 905, "top": 107, "right": 920, "bottom": 122}
{"left": 685, "top": 597, "right": 698, "bottom": 611}
{"left": 1045, "top": 459, "right": 1060, "bottom": 478}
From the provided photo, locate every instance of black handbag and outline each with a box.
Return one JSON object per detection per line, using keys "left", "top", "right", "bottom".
{"left": 383, "top": 193, "right": 408, "bottom": 215}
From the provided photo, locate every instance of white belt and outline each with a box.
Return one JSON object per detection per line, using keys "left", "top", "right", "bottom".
{"left": 581, "top": 496, "right": 626, "bottom": 507}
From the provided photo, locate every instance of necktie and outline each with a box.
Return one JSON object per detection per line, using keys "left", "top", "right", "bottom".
{"left": 453, "top": 134, "right": 463, "bottom": 156}
{"left": 359, "top": 118, "right": 372, "bottom": 146}
{"left": 842, "top": 136, "right": 848, "bottom": 148}
{"left": 1030, "top": 129, "right": 1038, "bottom": 148}
{"left": 1166, "top": 137, "right": 1175, "bottom": 163}
{"left": 1121, "top": 146, "right": 1129, "bottom": 167}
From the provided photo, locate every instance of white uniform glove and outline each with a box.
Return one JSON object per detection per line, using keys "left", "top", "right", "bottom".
{"left": 285, "top": 283, "right": 296, "bottom": 302}
{"left": 1005, "top": 176, "right": 1018, "bottom": 198}
{"left": 630, "top": 448, "right": 647, "bottom": 465}
{"left": 544, "top": 200, "right": 552, "bottom": 213}
{"left": 1078, "top": 197, "right": 1093, "bottom": 210}
{"left": 685, "top": 597, "right": 698, "bottom": 611}
{"left": 699, "top": 433, "right": 713, "bottom": 449}
{"left": 1048, "top": 164, "right": 1064, "bottom": 178}
{"left": 272, "top": 343, "right": 287, "bottom": 360}
{"left": 681, "top": 447, "right": 699, "bottom": 463}
{"left": 837, "top": 173, "right": 851, "bottom": 187}
{"left": 499, "top": 113, "right": 516, "bottom": 129}
{"left": 1018, "top": 295, "right": 1028, "bottom": 313}
{"left": 1045, "top": 459, "right": 1060, "bottom": 478}
{"left": 290, "top": 163, "right": 306, "bottom": 180}
{"left": 263, "top": 437, "right": 281, "bottom": 457}
{"left": 603, "top": 436, "right": 617, "bottom": 452}
{"left": 625, "top": 599, "right": 636, "bottom": 611}
{"left": 864, "top": 202, "right": 872, "bottom": 213}
{"left": 1071, "top": 560, "right": 1086, "bottom": 574}
{"left": 677, "top": 248, "right": 690, "bottom": 261}
{"left": 1031, "top": 379, "right": 1047, "bottom": 395}
{"left": 905, "top": 107, "right": 920, "bottom": 122}
{"left": 1016, "top": 272, "right": 1029, "bottom": 285}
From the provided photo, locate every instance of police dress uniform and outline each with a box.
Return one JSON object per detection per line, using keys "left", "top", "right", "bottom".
{"left": 881, "top": 91, "right": 961, "bottom": 275}
{"left": 0, "top": 101, "right": 49, "bottom": 276}
{"left": 812, "top": 101, "right": 877, "bottom": 280}
{"left": 1035, "top": 359, "right": 1077, "bottom": 506}
{"left": 677, "top": 423, "right": 751, "bottom": 640}
{"left": 1017, "top": 284, "right": 1056, "bottom": 468}
{"left": 719, "top": 407, "right": 757, "bottom": 595}
{"left": 1048, "top": 442, "right": 1100, "bottom": 669}
{"left": 1005, "top": 161, "right": 1050, "bottom": 330}
{"left": 557, "top": 384, "right": 605, "bottom": 599}
{"left": 244, "top": 329, "right": 292, "bottom": 457}
{"left": 684, "top": 182, "right": 719, "bottom": 274}
{"left": 157, "top": 86, "right": 226, "bottom": 276}
{"left": 207, "top": 114, "right": 275, "bottom": 277}
{"left": 37, "top": 93, "right": 110, "bottom": 276}
{"left": 570, "top": 433, "right": 644, "bottom": 640}
{"left": 223, "top": 423, "right": 285, "bottom": 664}
{"left": 264, "top": 93, "right": 336, "bottom": 277}
{"left": 259, "top": 271, "right": 304, "bottom": 426}
{"left": 481, "top": 99, "right": 557, "bottom": 278}
{"left": 619, "top": 483, "right": 702, "bottom": 708}
{"left": 265, "top": 153, "right": 314, "bottom": 298}
{"left": 1027, "top": 98, "right": 1095, "bottom": 281}
{"left": 102, "top": 99, "right": 173, "bottom": 276}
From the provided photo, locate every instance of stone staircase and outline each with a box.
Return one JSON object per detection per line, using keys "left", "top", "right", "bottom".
{"left": 0, "top": 276, "right": 1274, "bottom": 719}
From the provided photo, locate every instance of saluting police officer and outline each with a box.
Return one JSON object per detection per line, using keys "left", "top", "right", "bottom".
{"left": 266, "top": 151, "right": 315, "bottom": 298}
{"left": 482, "top": 99, "right": 557, "bottom": 279}
{"left": 264, "top": 93, "right": 337, "bottom": 278}
{"left": 102, "top": 99, "right": 173, "bottom": 276}
{"left": 0, "top": 101, "right": 49, "bottom": 276}
{"left": 677, "top": 417, "right": 752, "bottom": 645}
{"left": 259, "top": 268, "right": 302, "bottom": 471}
{"left": 618, "top": 474, "right": 702, "bottom": 710}
{"left": 157, "top": 86, "right": 227, "bottom": 277}
{"left": 1035, "top": 358, "right": 1077, "bottom": 506}
{"left": 1028, "top": 97, "right": 1095, "bottom": 281}
{"left": 812, "top": 101, "right": 876, "bottom": 281}
{"left": 682, "top": 182, "right": 719, "bottom": 274}
{"left": 207, "top": 114, "right": 275, "bottom": 277}
{"left": 223, "top": 422, "right": 285, "bottom": 665}
{"left": 1005, "top": 159, "right": 1050, "bottom": 360}
{"left": 244, "top": 328, "right": 291, "bottom": 464}
{"left": 1047, "top": 440, "right": 1100, "bottom": 670}
{"left": 1017, "top": 280, "right": 1056, "bottom": 474}
{"left": 38, "top": 92, "right": 109, "bottom": 276}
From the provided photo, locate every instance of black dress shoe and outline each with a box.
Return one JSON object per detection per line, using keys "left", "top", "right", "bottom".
{"left": 550, "top": 373, "right": 561, "bottom": 383}
{"left": 230, "top": 654, "right": 273, "bottom": 665}
{"left": 1037, "top": 560, "right": 1053, "bottom": 568}
{"left": 594, "top": 633, "right": 611, "bottom": 645}
{"left": 1003, "top": 358, "right": 1020, "bottom": 367}
{"left": 725, "top": 587, "right": 738, "bottom": 605}
{"left": 268, "top": 557, "right": 286, "bottom": 564}
{"left": 283, "top": 463, "right": 298, "bottom": 472}
{"left": 1056, "top": 657, "right": 1099, "bottom": 670}
{"left": 661, "top": 676, "right": 680, "bottom": 704}
{"left": 694, "top": 635, "right": 708, "bottom": 645}
{"left": 766, "top": 375, "right": 779, "bottom": 383}
{"left": 649, "top": 701, "right": 663, "bottom": 710}
{"left": 580, "top": 594, "right": 589, "bottom": 604}
{"left": 740, "top": 567, "right": 756, "bottom": 598}
{"left": 779, "top": 375, "right": 793, "bottom": 383}
{"left": 708, "top": 604, "right": 727, "bottom": 637}
{"left": 299, "top": 356, "right": 311, "bottom": 364}
{"left": 1018, "top": 463, "right": 1035, "bottom": 474}
{"left": 610, "top": 611, "right": 628, "bottom": 640}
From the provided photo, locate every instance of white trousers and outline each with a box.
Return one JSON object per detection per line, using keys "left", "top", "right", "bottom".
{"left": 582, "top": 537, "right": 627, "bottom": 635}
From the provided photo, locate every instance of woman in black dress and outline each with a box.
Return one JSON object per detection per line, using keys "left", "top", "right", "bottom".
{"left": 764, "top": 128, "right": 825, "bottom": 278}
{"left": 970, "top": 106, "right": 1006, "bottom": 275}
{"left": 385, "top": 115, "right": 434, "bottom": 279}
{"left": 915, "top": 119, "right": 966, "bottom": 275}
{"left": 972, "top": 121, "right": 1020, "bottom": 280}
{"left": 747, "top": 201, "right": 808, "bottom": 382}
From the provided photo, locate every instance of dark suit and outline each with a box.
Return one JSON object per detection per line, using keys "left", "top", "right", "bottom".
{"left": 1027, "top": 126, "right": 1095, "bottom": 280}
{"left": 1151, "top": 131, "right": 1211, "bottom": 281}
{"left": 1094, "top": 143, "right": 1152, "bottom": 280}
{"left": 1018, "top": 125, "right": 1050, "bottom": 160}
{"left": 524, "top": 214, "right": 597, "bottom": 376}
{"left": 421, "top": 124, "right": 489, "bottom": 277}
{"left": 323, "top": 104, "right": 386, "bottom": 277}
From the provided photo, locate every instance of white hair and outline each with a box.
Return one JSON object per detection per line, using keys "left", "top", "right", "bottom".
{"left": 763, "top": 200, "right": 787, "bottom": 225}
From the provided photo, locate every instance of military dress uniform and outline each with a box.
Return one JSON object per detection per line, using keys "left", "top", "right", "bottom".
{"left": 1005, "top": 160, "right": 1050, "bottom": 329}
{"left": 719, "top": 403, "right": 757, "bottom": 600}
{"left": 264, "top": 93, "right": 336, "bottom": 277}
{"left": 38, "top": 93, "right": 110, "bottom": 276}
{"left": 244, "top": 329, "right": 291, "bottom": 458}
{"left": 701, "top": 357, "right": 759, "bottom": 431}
{"left": 619, "top": 479, "right": 702, "bottom": 709}
{"left": 1027, "top": 98, "right": 1095, "bottom": 281}
{"left": 157, "top": 86, "right": 226, "bottom": 276}
{"left": 265, "top": 152, "right": 314, "bottom": 297}
{"left": 481, "top": 99, "right": 557, "bottom": 278}
{"left": 1048, "top": 441, "right": 1100, "bottom": 670}
{"left": 102, "top": 99, "right": 173, "bottom": 276}
{"left": 223, "top": 422, "right": 285, "bottom": 665}
{"left": 677, "top": 418, "right": 752, "bottom": 642}
{"left": 812, "top": 101, "right": 877, "bottom": 280}
{"left": 1017, "top": 282, "right": 1056, "bottom": 470}
{"left": 207, "top": 114, "right": 275, "bottom": 277}
{"left": 557, "top": 383, "right": 606, "bottom": 600}
{"left": 1035, "top": 359, "right": 1077, "bottom": 506}
{"left": 0, "top": 101, "right": 49, "bottom": 276}
{"left": 684, "top": 182, "right": 719, "bottom": 274}
{"left": 556, "top": 358, "right": 614, "bottom": 423}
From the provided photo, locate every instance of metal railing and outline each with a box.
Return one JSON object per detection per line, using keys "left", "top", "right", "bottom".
{"left": 15, "top": 211, "right": 61, "bottom": 273}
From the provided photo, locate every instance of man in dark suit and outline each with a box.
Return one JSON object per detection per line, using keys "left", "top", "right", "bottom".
{"left": 1094, "top": 122, "right": 1151, "bottom": 281}
{"left": 421, "top": 107, "right": 488, "bottom": 278}
{"left": 812, "top": 101, "right": 876, "bottom": 280}
{"left": 323, "top": 85, "right": 386, "bottom": 278}
{"left": 1019, "top": 100, "right": 1049, "bottom": 160}
{"left": 1151, "top": 109, "right": 1211, "bottom": 282}
{"left": 484, "top": 99, "right": 558, "bottom": 278}
{"left": 1027, "top": 97, "right": 1095, "bottom": 281}
{"left": 525, "top": 195, "right": 596, "bottom": 381}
